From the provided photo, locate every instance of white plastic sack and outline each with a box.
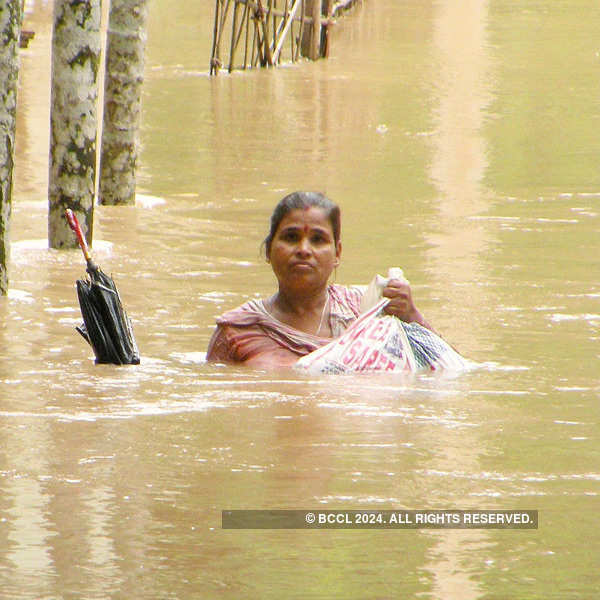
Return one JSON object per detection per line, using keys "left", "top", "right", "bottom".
{"left": 295, "top": 298, "right": 416, "bottom": 374}
{"left": 295, "top": 269, "right": 469, "bottom": 374}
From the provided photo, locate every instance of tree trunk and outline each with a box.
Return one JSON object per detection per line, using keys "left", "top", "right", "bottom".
{"left": 48, "top": 0, "right": 101, "bottom": 249}
{"left": 99, "top": 0, "right": 149, "bottom": 205}
{"left": 0, "top": 0, "right": 22, "bottom": 294}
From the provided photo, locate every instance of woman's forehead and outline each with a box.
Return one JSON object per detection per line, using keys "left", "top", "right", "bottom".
{"left": 278, "top": 207, "right": 332, "bottom": 230}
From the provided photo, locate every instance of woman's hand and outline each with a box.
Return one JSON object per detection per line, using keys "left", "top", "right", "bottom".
{"left": 381, "top": 278, "right": 419, "bottom": 322}
{"left": 382, "top": 277, "right": 437, "bottom": 334}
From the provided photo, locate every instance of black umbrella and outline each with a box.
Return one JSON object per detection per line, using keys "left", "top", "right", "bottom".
{"left": 66, "top": 209, "right": 140, "bottom": 365}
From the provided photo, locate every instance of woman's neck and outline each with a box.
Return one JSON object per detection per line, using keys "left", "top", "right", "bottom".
{"left": 266, "top": 285, "right": 331, "bottom": 336}
{"left": 272, "top": 285, "right": 329, "bottom": 316}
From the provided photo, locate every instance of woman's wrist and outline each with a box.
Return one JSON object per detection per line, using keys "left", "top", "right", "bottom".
{"left": 408, "top": 308, "right": 435, "bottom": 332}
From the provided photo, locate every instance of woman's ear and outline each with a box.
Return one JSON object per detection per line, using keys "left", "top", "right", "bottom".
{"left": 334, "top": 241, "right": 342, "bottom": 265}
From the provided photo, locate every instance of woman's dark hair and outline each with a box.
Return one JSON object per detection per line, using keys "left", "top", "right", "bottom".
{"left": 263, "top": 191, "right": 341, "bottom": 257}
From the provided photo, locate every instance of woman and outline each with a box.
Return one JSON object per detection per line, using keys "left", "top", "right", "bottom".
{"left": 206, "top": 191, "right": 432, "bottom": 368}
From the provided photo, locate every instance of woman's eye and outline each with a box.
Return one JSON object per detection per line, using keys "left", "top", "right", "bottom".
{"left": 311, "top": 234, "right": 327, "bottom": 244}
{"left": 282, "top": 231, "right": 299, "bottom": 242}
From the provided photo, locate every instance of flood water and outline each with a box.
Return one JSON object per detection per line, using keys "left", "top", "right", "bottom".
{"left": 2, "top": 0, "right": 600, "bottom": 598}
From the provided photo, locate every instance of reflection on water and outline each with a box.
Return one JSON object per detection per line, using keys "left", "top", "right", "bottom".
{"left": 425, "top": 3, "right": 492, "bottom": 596}
{"left": 2, "top": 0, "right": 600, "bottom": 598}
{"left": 427, "top": 0, "right": 495, "bottom": 353}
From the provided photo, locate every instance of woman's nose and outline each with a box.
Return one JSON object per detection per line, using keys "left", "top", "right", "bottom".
{"left": 296, "top": 237, "right": 312, "bottom": 256}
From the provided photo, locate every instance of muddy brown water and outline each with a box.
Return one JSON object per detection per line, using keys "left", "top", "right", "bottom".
{"left": 1, "top": 1, "right": 599, "bottom": 598}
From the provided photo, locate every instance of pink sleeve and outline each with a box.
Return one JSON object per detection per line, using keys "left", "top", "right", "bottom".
{"left": 207, "top": 324, "right": 301, "bottom": 366}
{"left": 206, "top": 325, "right": 234, "bottom": 362}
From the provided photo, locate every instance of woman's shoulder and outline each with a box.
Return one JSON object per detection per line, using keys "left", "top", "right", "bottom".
{"left": 216, "top": 298, "right": 267, "bottom": 327}
{"left": 328, "top": 283, "right": 364, "bottom": 305}
{"left": 328, "top": 283, "right": 364, "bottom": 320}
{"left": 208, "top": 299, "right": 269, "bottom": 362}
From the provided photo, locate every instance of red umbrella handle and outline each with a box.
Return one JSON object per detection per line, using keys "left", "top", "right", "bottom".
{"left": 65, "top": 209, "right": 92, "bottom": 264}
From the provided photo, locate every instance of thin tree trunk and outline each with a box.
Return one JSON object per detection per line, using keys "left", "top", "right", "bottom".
{"left": 0, "top": 0, "right": 22, "bottom": 294}
{"left": 48, "top": 0, "right": 101, "bottom": 249}
{"left": 99, "top": 0, "right": 149, "bottom": 205}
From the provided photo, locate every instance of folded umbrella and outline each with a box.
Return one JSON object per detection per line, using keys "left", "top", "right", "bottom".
{"left": 66, "top": 209, "right": 140, "bottom": 365}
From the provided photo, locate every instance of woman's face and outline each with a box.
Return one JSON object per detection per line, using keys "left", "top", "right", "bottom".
{"left": 267, "top": 207, "right": 341, "bottom": 294}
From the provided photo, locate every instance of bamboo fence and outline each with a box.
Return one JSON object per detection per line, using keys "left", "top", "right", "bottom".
{"left": 210, "top": 0, "right": 362, "bottom": 75}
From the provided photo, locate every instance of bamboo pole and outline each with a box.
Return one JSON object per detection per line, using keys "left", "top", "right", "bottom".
{"left": 282, "top": 0, "right": 289, "bottom": 30}
{"left": 213, "top": 0, "right": 232, "bottom": 74}
{"left": 300, "top": 0, "right": 321, "bottom": 60}
{"left": 310, "top": 0, "right": 321, "bottom": 60}
{"left": 243, "top": 1, "right": 251, "bottom": 68}
{"left": 259, "top": 0, "right": 273, "bottom": 66}
{"left": 273, "top": 1, "right": 280, "bottom": 54}
{"left": 289, "top": 4, "right": 295, "bottom": 59}
{"left": 234, "top": 1, "right": 250, "bottom": 64}
{"left": 230, "top": 0, "right": 250, "bottom": 70}
{"left": 0, "top": 0, "right": 22, "bottom": 294}
{"left": 272, "top": 0, "right": 290, "bottom": 51}
{"left": 322, "top": 0, "right": 333, "bottom": 57}
{"left": 252, "top": 13, "right": 264, "bottom": 66}
{"left": 332, "top": 0, "right": 358, "bottom": 15}
{"left": 219, "top": 0, "right": 233, "bottom": 61}
{"left": 272, "top": 0, "right": 302, "bottom": 63}
{"left": 294, "top": 0, "right": 305, "bottom": 61}
{"left": 210, "top": 0, "right": 220, "bottom": 74}
{"left": 228, "top": 0, "right": 240, "bottom": 72}
{"left": 238, "top": 0, "right": 310, "bottom": 23}
{"left": 251, "top": 16, "right": 258, "bottom": 66}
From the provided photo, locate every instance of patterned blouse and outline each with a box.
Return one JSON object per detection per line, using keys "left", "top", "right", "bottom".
{"left": 206, "top": 284, "right": 364, "bottom": 364}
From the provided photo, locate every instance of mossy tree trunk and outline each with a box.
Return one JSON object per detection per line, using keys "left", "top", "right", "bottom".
{"left": 48, "top": 0, "right": 101, "bottom": 249}
{"left": 99, "top": 0, "right": 149, "bottom": 205}
{"left": 0, "top": 0, "right": 22, "bottom": 294}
